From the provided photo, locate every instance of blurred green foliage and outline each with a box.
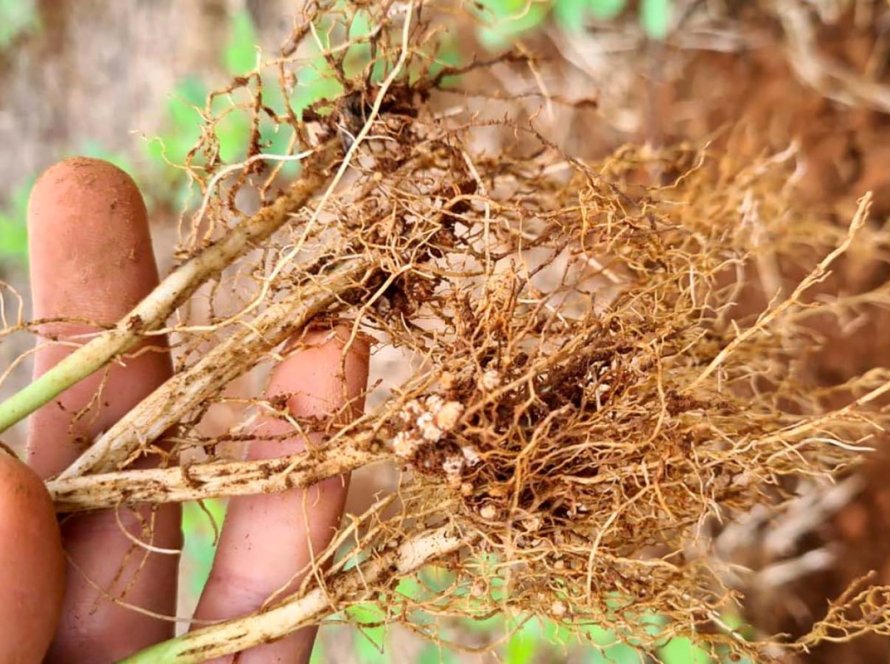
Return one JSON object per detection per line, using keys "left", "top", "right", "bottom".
{"left": 0, "top": 183, "right": 30, "bottom": 268}
{"left": 331, "top": 600, "right": 722, "bottom": 663}
{"left": 182, "top": 497, "right": 731, "bottom": 663}
{"left": 0, "top": 0, "right": 38, "bottom": 270}
{"left": 0, "top": 0, "right": 673, "bottom": 270}
{"left": 0, "top": 0, "right": 38, "bottom": 47}
{"left": 477, "top": 0, "right": 673, "bottom": 48}
{"left": 554, "top": 0, "right": 626, "bottom": 27}
{"left": 225, "top": 9, "right": 259, "bottom": 75}
{"left": 295, "top": 560, "right": 731, "bottom": 663}
{"left": 0, "top": 144, "right": 135, "bottom": 272}
{"left": 180, "top": 500, "right": 226, "bottom": 599}
{"left": 640, "top": 0, "right": 672, "bottom": 40}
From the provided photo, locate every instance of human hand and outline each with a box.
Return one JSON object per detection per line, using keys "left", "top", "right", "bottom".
{"left": 0, "top": 158, "right": 369, "bottom": 663}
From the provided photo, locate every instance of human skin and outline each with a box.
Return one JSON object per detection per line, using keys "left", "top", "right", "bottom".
{"left": 0, "top": 448, "right": 65, "bottom": 663}
{"left": 0, "top": 158, "right": 368, "bottom": 662}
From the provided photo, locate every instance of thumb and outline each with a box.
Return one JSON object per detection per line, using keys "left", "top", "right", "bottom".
{"left": 0, "top": 445, "right": 66, "bottom": 662}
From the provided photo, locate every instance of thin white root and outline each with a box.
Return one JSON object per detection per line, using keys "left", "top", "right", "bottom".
{"left": 59, "top": 256, "right": 374, "bottom": 479}
{"left": 48, "top": 433, "right": 385, "bottom": 512}
{"left": 688, "top": 193, "right": 871, "bottom": 391}
{"left": 122, "top": 525, "right": 468, "bottom": 663}
{"left": 0, "top": 143, "right": 338, "bottom": 434}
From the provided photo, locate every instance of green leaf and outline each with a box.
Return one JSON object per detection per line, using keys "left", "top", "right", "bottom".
{"left": 591, "top": 0, "right": 627, "bottom": 19}
{"left": 475, "top": 0, "right": 549, "bottom": 50}
{"left": 428, "top": 33, "right": 462, "bottom": 84}
{"left": 552, "top": 0, "right": 588, "bottom": 29}
{"left": 353, "top": 625, "right": 387, "bottom": 663}
{"left": 505, "top": 620, "right": 541, "bottom": 664}
{"left": 0, "top": 181, "right": 32, "bottom": 267}
{"left": 420, "top": 565, "right": 455, "bottom": 593}
{"left": 146, "top": 76, "right": 206, "bottom": 170}
{"left": 308, "top": 638, "right": 326, "bottom": 664}
{"left": 578, "top": 625, "right": 647, "bottom": 663}
{"left": 639, "top": 611, "right": 667, "bottom": 636}
{"left": 78, "top": 141, "right": 133, "bottom": 175}
{"left": 0, "top": 211, "right": 28, "bottom": 266}
{"left": 293, "top": 56, "right": 344, "bottom": 115}
{"left": 172, "top": 76, "right": 207, "bottom": 118}
{"left": 603, "top": 642, "right": 644, "bottom": 664}
{"left": 395, "top": 575, "right": 425, "bottom": 600}
{"left": 658, "top": 637, "right": 711, "bottom": 664}
{"left": 417, "top": 642, "right": 457, "bottom": 664}
{"left": 348, "top": 604, "right": 388, "bottom": 663}
{"left": 541, "top": 616, "right": 575, "bottom": 645}
{"left": 462, "top": 613, "right": 503, "bottom": 635}
{"left": 225, "top": 10, "right": 258, "bottom": 74}
{"left": 181, "top": 500, "right": 226, "bottom": 596}
{"left": 639, "top": 0, "right": 671, "bottom": 40}
{"left": 583, "top": 624, "right": 618, "bottom": 646}
{"left": 346, "top": 601, "right": 386, "bottom": 625}
{"left": 215, "top": 112, "right": 251, "bottom": 163}
{"left": 554, "top": 0, "right": 626, "bottom": 28}
{"left": 0, "top": 0, "right": 38, "bottom": 47}
{"left": 348, "top": 9, "right": 373, "bottom": 40}
{"left": 717, "top": 609, "right": 756, "bottom": 640}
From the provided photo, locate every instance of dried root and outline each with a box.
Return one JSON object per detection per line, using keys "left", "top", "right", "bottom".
{"left": 3, "top": 1, "right": 890, "bottom": 661}
{"left": 121, "top": 526, "right": 466, "bottom": 664}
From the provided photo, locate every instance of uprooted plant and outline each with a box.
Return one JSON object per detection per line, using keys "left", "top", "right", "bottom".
{"left": 3, "top": 1, "right": 890, "bottom": 661}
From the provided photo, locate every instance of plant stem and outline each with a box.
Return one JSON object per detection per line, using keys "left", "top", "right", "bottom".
{"left": 59, "top": 256, "right": 374, "bottom": 479}
{"left": 119, "top": 525, "right": 467, "bottom": 663}
{"left": 0, "top": 143, "right": 338, "bottom": 435}
{"left": 48, "top": 433, "right": 385, "bottom": 512}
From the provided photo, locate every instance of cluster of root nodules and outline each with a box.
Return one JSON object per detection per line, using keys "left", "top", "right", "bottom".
{"left": 143, "top": 1, "right": 890, "bottom": 660}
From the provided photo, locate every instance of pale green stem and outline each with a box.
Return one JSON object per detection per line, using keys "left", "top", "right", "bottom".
{"left": 58, "top": 256, "right": 373, "bottom": 479}
{"left": 0, "top": 145, "right": 336, "bottom": 435}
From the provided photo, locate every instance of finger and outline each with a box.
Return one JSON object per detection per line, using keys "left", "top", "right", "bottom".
{"left": 194, "top": 326, "right": 370, "bottom": 663}
{"left": 27, "top": 158, "right": 171, "bottom": 475}
{"left": 26, "top": 158, "right": 181, "bottom": 661}
{"left": 0, "top": 448, "right": 65, "bottom": 662}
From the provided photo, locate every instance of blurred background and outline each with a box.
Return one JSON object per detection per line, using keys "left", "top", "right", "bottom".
{"left": 3, "top": 1, "right": 890, "bottom": 662}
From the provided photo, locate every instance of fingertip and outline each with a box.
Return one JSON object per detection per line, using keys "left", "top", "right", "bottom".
{"left": 28, "top": 157, "right": 158, "bottom": 324}
{"left": 284, "top": 324, "right": 372, "bottom": 356}
{"left": 194, "top": 325, "right": 371, "bottom": 658}
{"left": 270, "top": 324, "right": 371, "bottom": 418}
{"left": 30, "top": 156, "right": 139, "bottom": 203}
{"left": 24, "top": 157, "right": 179, "bottom": 657}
